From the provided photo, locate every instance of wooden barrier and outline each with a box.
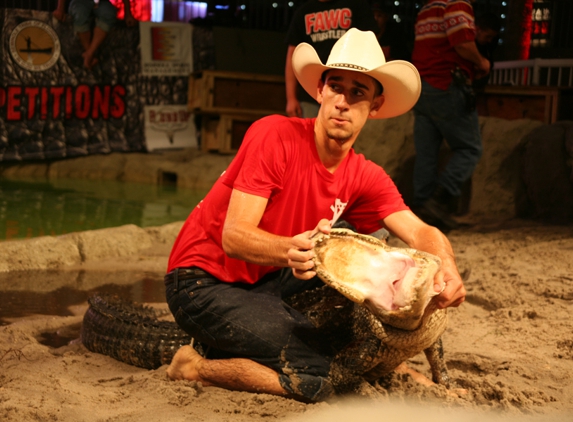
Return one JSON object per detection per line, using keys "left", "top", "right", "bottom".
{"left": 189, "top": 70, "right": 286, "bottom": 153}
{"left": 478, "top": 86, "right": 573, "bottom": 124}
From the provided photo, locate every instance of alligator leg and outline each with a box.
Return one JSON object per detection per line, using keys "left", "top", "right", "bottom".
{"left": 423, "top": 336, "right": 450, "bottom": 387}
{"left": 329, "top": 335, "right": 385, "bottom": 398}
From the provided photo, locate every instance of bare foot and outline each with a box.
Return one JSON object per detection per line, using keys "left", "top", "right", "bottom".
{"left": 394, "top": 362, "right": 467, "bottom": 398}
{"left": 166, "top": 345, "right": 205, "bottom": 382}
{"left": 394, "top": 362, "right": 435, "bottom": 387}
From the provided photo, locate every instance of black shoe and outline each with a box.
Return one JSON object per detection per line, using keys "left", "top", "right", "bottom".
{"left": 420, "top": 197, "right": 459, "bottom": 231}
{"left": 415, "top": 185, "right": 460, "bottom": 231}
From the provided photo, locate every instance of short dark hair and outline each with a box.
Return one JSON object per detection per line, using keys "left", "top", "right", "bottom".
{"left": 321, "top": 70, "right": 384, "bottom": 97}
{"left": 475, "top": 12, "right": 501, "bottom": 33}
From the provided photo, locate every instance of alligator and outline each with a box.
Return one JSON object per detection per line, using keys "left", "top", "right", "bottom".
{"left": 81, "top": 229, "right": 450, "bottom": 396}
{"left": 81, "top": 294, "right": 200, "bottom": 370}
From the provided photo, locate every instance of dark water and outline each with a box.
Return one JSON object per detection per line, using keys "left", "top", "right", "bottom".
{"left": 0, "top": 178, "right": 206, "bottom": 241}
{"left": 0, "top": 272, "right": 169, "bottom": 346}
{"left": 0, "top": 178, "right": 202, "bottom": 346}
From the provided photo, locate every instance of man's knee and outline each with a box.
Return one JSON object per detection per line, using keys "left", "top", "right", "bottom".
{"left": 279, "top": 373, "right": 334, "bottom": 402}
{"left": 69, "top": 0, "right": 93, "bottom": 32}
{"left": 95, "top": 1, "right": 118, "bottom": 32}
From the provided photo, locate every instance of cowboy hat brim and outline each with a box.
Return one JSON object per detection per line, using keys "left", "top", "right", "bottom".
{"left": 292, "top": 42, "right": 421, "bottom": 119}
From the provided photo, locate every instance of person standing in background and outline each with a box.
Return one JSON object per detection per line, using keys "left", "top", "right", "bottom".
{"left": 54, "top": 0, "right": 137, "bottom": 69}
{"left": 284, "top": 0, "right": 377, "bottom": 118}
{"left": 473, "top": 11, "right": 501, "bottom": 91}
{"left": 410, "top": 0, "right": 490, "bottom": 231}
{"left": 371, "top": 1, "right": 411, "bottom": 61}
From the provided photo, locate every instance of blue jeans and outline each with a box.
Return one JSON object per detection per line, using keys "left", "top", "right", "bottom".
{"left": 413, "top": 80, "right": 482, "bottom": 205}
{"left": 69, "top": 0, "right": 118, "bottom": 33}
{"left": 165, "top": 267, "right": 333, "bottom": 402}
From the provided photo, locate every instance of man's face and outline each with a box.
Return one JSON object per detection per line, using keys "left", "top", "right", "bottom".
{"left": 316, "top": 69, "right": 384, "bottom": 144}
{"left": 373, "top": 10, "right": 389, "bottom": 29}
{"left": 476, "top": 27, "right": 498, "bottom": 45}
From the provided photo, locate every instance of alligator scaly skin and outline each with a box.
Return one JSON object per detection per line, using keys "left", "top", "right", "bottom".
{"left": 81, "top": 294, "right": 194, "bottom": 369}
{"left": 82, "top": 287, "right": 448, "bottom": 397}
{"left": 286, "top": 285, "right": 449, "bottom": 397}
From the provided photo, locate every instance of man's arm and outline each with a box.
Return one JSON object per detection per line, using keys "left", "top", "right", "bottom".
{"left": 454, "top": 41, "right": 490, "bottom": 79}
{"left": 285, "top": 45, "right": 302, "bottom": 117}
{"left": 53, "top": 0, "right": 66, "bottom": 21}
{"left": 222, "top": 189, "right": 330, "bottom": 278}
{"left": 122, "top": 0, "right": 137, "bottom": 26}
{"left": 383, "top": 210, "right": 466, "bottom": 309}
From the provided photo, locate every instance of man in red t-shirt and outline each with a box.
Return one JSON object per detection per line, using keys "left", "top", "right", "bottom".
{"left": 165, "top": 29, "right": 466, "bottom": 402}
{"left": 411, "top": 0, "right": 490, "bottom": 230}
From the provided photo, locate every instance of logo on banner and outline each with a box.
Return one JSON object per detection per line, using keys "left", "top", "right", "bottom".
{"left": 9, "top": 20, "right": 61, "bottom": 72}
{"left": 144, "top": 105, "right": 197, "bottom": 151}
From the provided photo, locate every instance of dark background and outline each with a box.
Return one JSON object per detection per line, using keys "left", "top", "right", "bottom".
{"left": 1, "top": 0, "right": 572, "bottom": 62}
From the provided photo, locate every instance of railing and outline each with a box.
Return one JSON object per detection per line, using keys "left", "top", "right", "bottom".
{"left": 490, "top": 58, "right": 573, "bottom": 87}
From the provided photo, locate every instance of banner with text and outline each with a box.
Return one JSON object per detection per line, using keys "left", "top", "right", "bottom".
{"left": 140, "top": 21, "right": 193, "bottom": 77}
{"left": 0, "top": 9, "right": 192, "bottom": 162}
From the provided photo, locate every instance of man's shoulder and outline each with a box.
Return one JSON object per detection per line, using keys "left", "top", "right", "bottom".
{"left": 255, "top": 114, "right": 306, "bottom": 127}
{"left": 347, "top": 150, "right": 385, "bottom": 173}
{"left": 418, "top": 0, "right": 473, "bottom": 14}
{"left": 250, "top": 115, "right": 312, "bottom": 138}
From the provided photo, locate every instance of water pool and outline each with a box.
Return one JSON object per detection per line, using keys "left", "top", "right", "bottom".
{"left": 0, "top": 178, "right": 207, "bottom": 241}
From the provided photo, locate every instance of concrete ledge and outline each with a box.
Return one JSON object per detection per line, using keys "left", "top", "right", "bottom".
{"left": 0, "top": 148, "right": 234, "bottom": 191}
{"left": 68, "top": 224, "right": 153, "bottom": 262}
{"left": 0, "top": 236, "right": 81, "bottom": 272}
{"left": 144, "top": 221, "right": 184, "bottom": 245}
{"left": 0, "top": 223, "right": 183, "bottom": 273}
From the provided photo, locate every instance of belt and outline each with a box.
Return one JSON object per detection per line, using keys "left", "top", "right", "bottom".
{"left": 164, "top": 267, "right": 211, "bottom": 292}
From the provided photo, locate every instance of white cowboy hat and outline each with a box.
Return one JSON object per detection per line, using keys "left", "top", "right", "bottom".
{"left": 292, "top": 28, "right": 421, "bottom": 119}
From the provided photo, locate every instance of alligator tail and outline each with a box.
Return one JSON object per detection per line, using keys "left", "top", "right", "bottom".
{"left": 81, "top": 294, "right": 193, "bottom": 370}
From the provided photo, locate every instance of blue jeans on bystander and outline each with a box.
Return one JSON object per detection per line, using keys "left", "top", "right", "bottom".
{"left": 412, "top": 80, "right": 482, "bottom": 206}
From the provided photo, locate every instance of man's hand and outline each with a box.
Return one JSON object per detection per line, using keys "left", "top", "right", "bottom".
{"left": 286, "top": 98, "right": 302, "bottom": 117}
{"left": 474, "top": 56, "right": 491, "bottom": 80}
{"left": 125, "top": 15, "right": 137, "bottom": 27}
{"left": 123, "top": 0, "right": 137, "bottom": 27}
{"left": 453, "top": 41, "right": 490, "bottom": 80}
{"left": 53, "top": 0, "right": 66, "bottom": 22}
{"left": 288, "top": 219, "right": 331, "bottom": 280}
{"left": 384, "top": 210, "right": 466, "bottom": 309}
{"left": 53, "top": 9, "right": 66, "bottom": 21}
{"left": 432, "top": 266, "right": 466, "bottom": 309}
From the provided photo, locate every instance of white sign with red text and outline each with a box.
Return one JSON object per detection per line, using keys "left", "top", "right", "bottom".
{"left": 140, "top": 21, "right": 193, "bottom": 76}
{"left": 144, "top": 105, "right": 197, "bottom": 151}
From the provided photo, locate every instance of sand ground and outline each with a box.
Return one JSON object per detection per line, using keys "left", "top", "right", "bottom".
{"left": 1, "top": 219, "right": 572, "bottom": 421}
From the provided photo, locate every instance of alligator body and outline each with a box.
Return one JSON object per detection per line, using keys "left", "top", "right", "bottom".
{"left": 286, "top": 284, "right": 449, "bottom": 396}
{"left": 82, "top": 288, "right": 448, "bottom": 396}
{"left": 81, "top": 294, "right": 197, "bottom": 369}
{"left": 82, "top": 226, "right": 449, "bottom": 396}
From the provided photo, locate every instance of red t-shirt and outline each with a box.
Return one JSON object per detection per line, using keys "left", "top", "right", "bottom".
{"left": 167, "top": 115, "right": 408, "bottom": 283}
{"left": 411, "top": 0, "right": 477, "bottom": 90}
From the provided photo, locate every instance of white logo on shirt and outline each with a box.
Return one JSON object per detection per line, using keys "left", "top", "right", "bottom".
{"left": 330, "top": 198, "right": 347, "bottom": 225}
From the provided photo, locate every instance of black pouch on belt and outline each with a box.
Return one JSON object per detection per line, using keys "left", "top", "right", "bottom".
{"left": 451, "top": 66, "right": 476, "bottom": 112}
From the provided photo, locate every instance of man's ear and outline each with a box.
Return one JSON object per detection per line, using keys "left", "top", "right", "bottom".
{"left": 370, "top": 95, "right": 385, "bottom": 117}
{"left": 316, "top": 79, "right": 325, "bottom": 104}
